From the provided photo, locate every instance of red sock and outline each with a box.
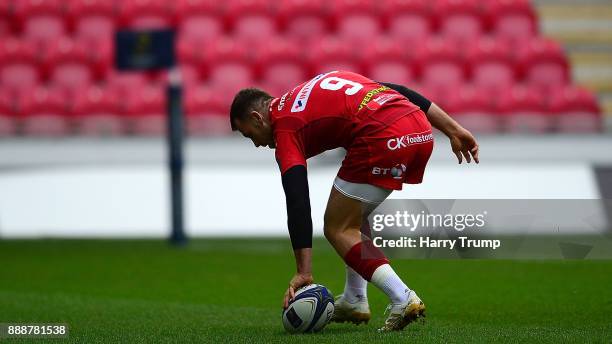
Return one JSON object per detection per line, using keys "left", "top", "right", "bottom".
{"left": 343, "top": 241, "right": 389, "bottom": 281}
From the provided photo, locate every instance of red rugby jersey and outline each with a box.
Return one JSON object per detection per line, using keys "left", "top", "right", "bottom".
{"left": 269, "top": 71, "right": 421, "bottom": 174}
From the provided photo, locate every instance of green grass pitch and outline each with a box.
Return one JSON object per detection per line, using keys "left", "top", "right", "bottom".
{"left": 1, "top": 239, "right": 611, "bottom": 343}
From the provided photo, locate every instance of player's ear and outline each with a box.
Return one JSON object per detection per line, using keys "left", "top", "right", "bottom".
{"left": 250, "top": 110, "right": 264, "bottom": 127}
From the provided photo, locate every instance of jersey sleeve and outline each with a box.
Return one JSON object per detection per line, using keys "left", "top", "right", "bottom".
{"left": 275, "top": 131, "right": 307, "bottom": 175}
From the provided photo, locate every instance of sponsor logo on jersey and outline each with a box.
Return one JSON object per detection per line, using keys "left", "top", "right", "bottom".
{"left": 387, "top": 132, "right": 433, "bottom": 151}
{"left": 372, "top": 164, "right": 406, "bottom": 180}
{"left": 278, "top": 92, "right": 288, "bottom": 111}
{"left": 372, "top": 94, "right": 395, "bottom": 106}
{"left": 291, "top": 72, "right": 334, "bottom": 113}
{"left": 358, "top": 85, "right": 389, "bottom": 111}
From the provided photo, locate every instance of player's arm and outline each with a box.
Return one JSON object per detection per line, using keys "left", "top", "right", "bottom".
{"left": 277, "top": 136, "right": 315, "bottom": 306}
{"left": 281, "top": 165, "right": 314, "bottom": 308}
{"left": 380, "top": 82, "right": 480, "bottom": 164}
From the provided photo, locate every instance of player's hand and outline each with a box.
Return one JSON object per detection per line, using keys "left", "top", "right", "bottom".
{"left": 283, "top": 272, "right": 314, "bottom": 309}
{"left": 449, "top": 127, "right": 479, "bottom": 164}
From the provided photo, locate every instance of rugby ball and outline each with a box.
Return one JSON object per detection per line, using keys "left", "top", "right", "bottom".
{"left": 282, "top": 284, "right": 335, "bottom": 333}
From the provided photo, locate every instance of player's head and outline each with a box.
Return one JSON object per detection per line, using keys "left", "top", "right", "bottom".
{"left": 230, "top": 88, "right": 275, "bottom": 148}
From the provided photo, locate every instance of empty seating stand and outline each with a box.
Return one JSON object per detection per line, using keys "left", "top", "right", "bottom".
{"left": 0, "top": 0, "right": 601, "bottom": 136}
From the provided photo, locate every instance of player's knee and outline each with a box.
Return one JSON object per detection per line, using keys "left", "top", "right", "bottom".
{"left": 323, "top": 222, "right": 336, "bottom": 242}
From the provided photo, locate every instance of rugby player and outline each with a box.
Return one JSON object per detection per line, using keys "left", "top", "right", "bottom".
{"left": 230, "top": 71, "right": 479, "bottom": 331}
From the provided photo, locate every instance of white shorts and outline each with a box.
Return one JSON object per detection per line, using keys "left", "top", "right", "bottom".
{"left": 333, "top": 176, "right": 393, "bottom": 205}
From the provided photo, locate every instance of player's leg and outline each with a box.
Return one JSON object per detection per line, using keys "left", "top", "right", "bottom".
{"left": 340, "top": 201, "right": 377, "bottom": 304}
{"left": 324, "top": 181, "right": 424, "bottom": 330}
{"left": 324, "top": 181, "right": 413, "bottom": 304}
{"left": 326, "top": 185, "right": 378, "bottom": 324}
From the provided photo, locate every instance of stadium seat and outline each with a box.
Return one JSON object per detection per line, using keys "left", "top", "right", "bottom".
{"left": 0, "top": 1, "right": 11, "bottom": 37}
{"left": 201, "top": 37, "right": 251, "bottom": 70}
{"left": 14, "top": 0, "right": 66, "bottom": 49}
{"left": 18, "top": 86, "right": 70, "bottom": 136}
{"left": 466, "top": 38, "right": 516, "bottom": 95}
{"left": 68, "top": 0, "right": 117, "bottom": 43}
{"left": 234, "top": 15, "right": 277, "bottom": 47}
{"left": 227, "top": 0, "right": 277, "bottom": 46}
{"left": 446, "top": 86, "right": 500, "bottom": 133}
{"left": 485, "top": 0, "right": 538, "bottom": 44}
{"left": 329, "top": 0, "right": 382, "bottom": 45}
{"left": 179, "top": 16, "right": 224, "bottom": 44}
{"left": 46, "top": 38, "right": 94, "bottom": 96}
{"left": 208, "top": 63, "right": 255, "bottom": 105}
{"left": 176, "top": 0, "right": 223, "bottom": 43}
{"left": 362, "top": 39, "right": 415, "bottom": 85}
{"left": 118, "top": 0, "right": 174, "bottom": 29}
{"left": 277, "top": 0, "right": 329, "bottom": 42}
{"left": 498, "top": 86, "right": 550, "bottom": 133}
{"left": 517, "top": 38, "right": 570, "bottom": 93}
{"left": 0, "top": 38, "right": 39, "bottom": 95}
{"left": 107, "top": 71, "right": 149, "bottom": 95}
{"left": 435, "top": 0, "right": 484, "bottom": 43}
{"left": 72, "top": 86, "right": 124, "bottom": 136}
{"left": 307, "top": 37, "right": 362, "bottom": 75}
{"left": 256, "top": 39, "right": 307, "bottom": 96}
{"left": 383, "top": 0, "right": 433, "bottom": 44}
{"left": 550, "top": 86, "right": 601, "bottom": 133}
{"left": 337, "top": 13, "right": 381, "bottom": 45}
{"left": 201, "top": 38, "right": 254, "bottom": 102}
{"left": 0, "top": 88, "right": 16, "bottom": 136}
{"left": 418, "top": 39, "right": 466, "bottom": 96}
{"left": 0, "top": 19, "right": 8, "bottom": 38}
{"left": 184, "top": 86, "right": 231, "bottom": 136}
{"left": 121, "top": 85, "right": 166, "bottom": 135}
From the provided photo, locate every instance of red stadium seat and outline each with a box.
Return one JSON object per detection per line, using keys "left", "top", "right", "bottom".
{"left": 18, "top": 86, "right": 70, "bottom": 136}
{"left": 307, "top": 37, "right": 361, "bottom": 75}
{"left": 121, "top": 85, "right": 166, "bottom": 135}
{"left": 435, "top": 0, "right": 484, "bottom": 43}
{"left": 46, "top": 38, "right": 94, "bottom": 96}
{"left": 328, "top": 0, "right": 383, "bottom": 26}
{"left": 202, "top": 38, "right": 254, "bottom": 100}
{"left": 226, "top": 0, "right": 276, "bottom": 46}
{"left": 337, "top": 13, "right": 382, "bottom": 45}
{"left": 329, "top": 0, "right": 382, "bottom": 44}
{"left": 107, "top": 71, "right": 149, "bottom": 95}
{"left": 445, "top": 86, "right": 500, "bottom": 133}
{"left": 0, "top": 88, "right": 17, "bottom": 136}
{"left": 118, "top": 0, "right": 174, "bottom": 29}
{"left": 184, "top": 86, "right": 231, "bottom": 136}
{"left": 0, "top": 38, "right": 39, "bottom": 94}
{"left": 277, "top": 0, "right": 329, "bottom": 42}
{"left": 363, "top": 39, "right": 415, "bottom": 85}
{"left": 201, "top": 37, "right": 251, "bottom": 68}
{"left": 68, "top": 0, "right": 117, "bottom": 43}
{"left": 384, "top": 0, "right": 433, "bottom": 44}
{"left": 466, "top": 38, "right": 516, "bottom": 95}
{"left": 14, "top": 0, "right": 66, "bottom": 49}
{"left": 208, "top": 63, "right": 255, "bottom": 105}
{"left": 234, "top": 15, "right": 277, "bottom": 46}
{"left": 485, "top": 0, "right": 537, "bottom": 44}
{"left": 498, "top": 86, "right": 550, "bottom": 133}
{"left": 177, "top": 36, "right": 204, "bottom": 68}
{"left": 176, "top": 0, "right": 223, "bottom": 43}
{"left": 517, "top": 38, "right": 570, "bottom": 92}
{"left": 550, "top": 86, "right": 601, "bottom": 133}
{"left": 179, "top": 16, "right": 223, "bottom": 43}
{"left": 418, "top": 39, "right": 466, "bottom": 95}
{"left": 0, "top": 1, "right": 11, "bottom": 37}
{"left": 256, "top": 39, "right": 307, "bottom": 96}
{"left": 0, "top": 19, "right": 8, "bottom": 38}
{"left": 72, "top": 86, "right": 124, "bottom": 136}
